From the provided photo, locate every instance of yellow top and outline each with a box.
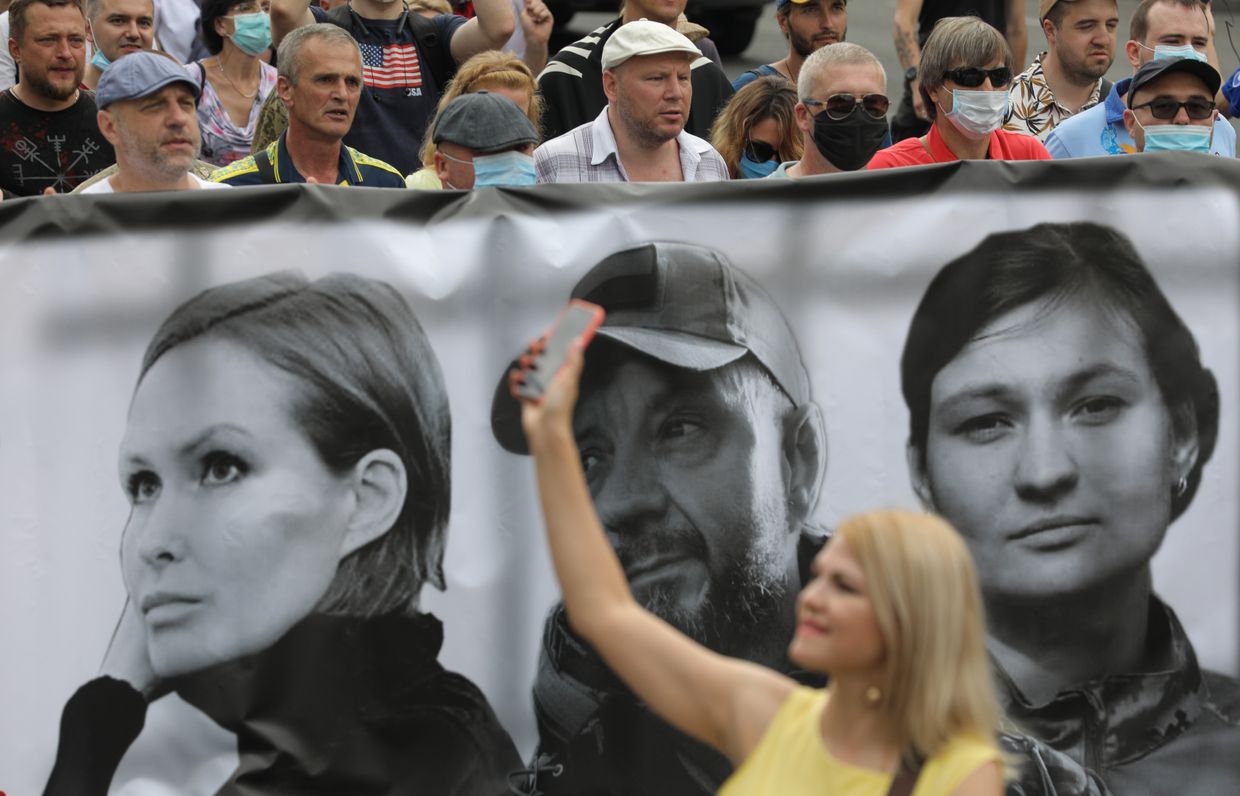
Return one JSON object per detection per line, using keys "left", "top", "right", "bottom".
{"left": 718, "top": 687, "right": 1000, "bottom": 796}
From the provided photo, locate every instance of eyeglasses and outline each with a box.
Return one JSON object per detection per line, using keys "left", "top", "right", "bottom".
{"left": 942, "top": 67, "right": 1012, "bottom": 88}
{"left": 801, "top": 93, "right": 890, "bottom": 121}
{"left": 743, "top": 139, "right": 780, "bottom": 163}
{"left": 1131, "top": 97, "right": 1216, "bottom": 120}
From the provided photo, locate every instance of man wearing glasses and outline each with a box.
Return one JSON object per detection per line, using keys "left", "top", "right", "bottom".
{"left": 766, "top": 41, "right": 890, "bottom": 177}
{"left": 1045, "top": 0, "right": 1235, "bottom": 157}
{"left": 867, "top": 15, "right": 1051, "bottom": 169}
{"left": 1123, "top": 55, "right": 1221, "bottom": 151}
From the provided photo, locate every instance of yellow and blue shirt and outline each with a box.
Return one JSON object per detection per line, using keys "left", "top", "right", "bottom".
{"left": 209, "top": 132, "right": 405, "bottom": 188}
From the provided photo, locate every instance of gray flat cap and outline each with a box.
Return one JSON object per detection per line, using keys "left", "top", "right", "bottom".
{"left": 431, "top": 91, "right": 540, "bottom": 153}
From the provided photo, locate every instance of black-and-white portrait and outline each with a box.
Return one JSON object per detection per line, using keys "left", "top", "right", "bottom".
{"left": 900, "top": 222, "right": 1238, "bottom": 795}
{"left": 490, "top": 241, "right": 829, "bottom": 795}
{"left": 38, "top": 272, "right": 520, "bottom": 795}
{"left": 1, "top": 157, "right": 1236, "bottom": 796}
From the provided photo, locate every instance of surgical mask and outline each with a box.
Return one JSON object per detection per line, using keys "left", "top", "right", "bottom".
{"left": 229, "top": 12, "right": 272, "bottom": 56}
{"left": 88, "top": 24, "right": 111, "bottom": 70}
{"left": 1135, "top": 118, "right": 1213, "bottom": 153}
{"left": 811, "top": 109, "right": 889, "bottom": 171}
{"left": 473, "top": 150, "right": 537, "bottom": 187}
{"left": 941, "top": 89, "right": 1008, "bottom": 139}
{"left": 91, "top": 46, "right": 111, "bottom": 71}
{"left": 738, "top": 152, "right": 778, "bottom": 178}
{"left": 1139, "top": 42, "right": 1207, "bottom": 62}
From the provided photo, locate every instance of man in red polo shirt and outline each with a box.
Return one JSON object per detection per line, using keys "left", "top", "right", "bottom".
{"left": 868, "top": 15, "right": 1050, "bottom": 168}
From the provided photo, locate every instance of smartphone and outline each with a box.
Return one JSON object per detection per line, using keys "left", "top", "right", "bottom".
{"left": 511, "top": 300, "right": 605, "bottom": 401}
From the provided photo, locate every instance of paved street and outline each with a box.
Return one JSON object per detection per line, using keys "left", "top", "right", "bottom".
{"left": 560, "top": 1, "right": 1240, "bottom": 129}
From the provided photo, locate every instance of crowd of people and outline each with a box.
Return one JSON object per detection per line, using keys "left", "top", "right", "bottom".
{"left": 0, "top": 0, "right": 1235, "bottom": 196}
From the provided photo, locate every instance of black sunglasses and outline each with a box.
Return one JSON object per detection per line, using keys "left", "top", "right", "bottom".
{"left": 943, "top": 67, "right": 1012, "bottom": 88}
{"left": 1131, "top": 97, "right": 1216, "bottom": 120}
{"left": 743, "top": 139, "right": 780, "bottom": 163}
{"left": 802, "top": 93, "right": 890, "bottom": 121}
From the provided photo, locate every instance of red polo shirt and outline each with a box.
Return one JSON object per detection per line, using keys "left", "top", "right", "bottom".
{"left": 867, "top": 121, "right": 1050, "bottom": 169}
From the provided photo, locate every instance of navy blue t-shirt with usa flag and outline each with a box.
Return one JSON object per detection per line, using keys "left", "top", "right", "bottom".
{"left": 311, "top": 7, "right": 464, "bottom": 175}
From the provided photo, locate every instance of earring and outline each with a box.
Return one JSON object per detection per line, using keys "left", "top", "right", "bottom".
{"left": 1175, "top": 476, "right": 1188, "bottom": 497}
{"left": 865, "top": 685, "right": 882, "bottom": 704}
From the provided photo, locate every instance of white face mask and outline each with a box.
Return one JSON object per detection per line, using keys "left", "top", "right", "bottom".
{"left": 1138, "top": 42, "right": 1208, "bottom": 63}
{"left": 941, "top": 89, "right": 1008, "bottom": 139}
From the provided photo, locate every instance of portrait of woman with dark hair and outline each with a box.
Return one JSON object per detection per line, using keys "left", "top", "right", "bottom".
{"left": 900, "top": 221, "right": 1240, "bottom": 795}
{"left": 42, "top": 272, "right": 521, "bottom": 795}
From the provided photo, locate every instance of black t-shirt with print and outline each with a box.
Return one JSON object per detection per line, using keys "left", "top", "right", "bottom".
{"left": 0, "top": 89, "right": 115, "bottom": 196}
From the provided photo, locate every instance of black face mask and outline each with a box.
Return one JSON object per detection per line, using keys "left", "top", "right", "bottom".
{"left": 810, "top": 110, "right": 889, "bottom": 172}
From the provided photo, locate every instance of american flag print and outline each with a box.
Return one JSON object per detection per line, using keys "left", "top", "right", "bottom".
{"left": 358, "top": 41, "right": 423, "bottom": 90}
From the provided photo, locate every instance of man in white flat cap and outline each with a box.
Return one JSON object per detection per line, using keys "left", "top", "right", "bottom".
{"left": 533, "top": 19, "right": 729, "bottom": 184}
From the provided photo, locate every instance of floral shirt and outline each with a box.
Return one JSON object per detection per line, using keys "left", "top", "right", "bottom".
{"left": 1004, "top": 53, "right": 1104, "bottom": 141}
{"left": 186, "top": 60, "right": 279, "bottom": 167}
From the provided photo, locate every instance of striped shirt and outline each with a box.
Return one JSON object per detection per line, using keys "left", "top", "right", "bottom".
{"left": 534, "top": 106, "right": 730, "bottom": 184}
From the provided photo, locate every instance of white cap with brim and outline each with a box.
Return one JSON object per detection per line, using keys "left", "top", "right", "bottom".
{"left": 600, "top": 18, "right": 702, "bottom": 72}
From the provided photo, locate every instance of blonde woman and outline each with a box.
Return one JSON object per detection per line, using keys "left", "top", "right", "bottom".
{"left": 514, "top": 340, "right": 1006, "bottom": 796}
{"left": 406, "top": 50, "right": 544, "bottom": 189}
{"left": 710, "top": 75, "right": 803, "bottom": 179}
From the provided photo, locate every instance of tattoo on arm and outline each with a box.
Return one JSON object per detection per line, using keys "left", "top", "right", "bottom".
{"left": 895, "top": 29, "right": 919, "bottom": 70}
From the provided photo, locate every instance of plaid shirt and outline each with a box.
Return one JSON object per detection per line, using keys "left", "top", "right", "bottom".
{"left": 534, "top": 107, "right": 730, "bottom": 184}
{"left": 1004, "top": 53, "right": 1104, "bottom": 141}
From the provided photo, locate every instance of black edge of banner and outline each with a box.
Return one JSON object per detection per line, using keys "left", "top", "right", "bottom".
{"left": 0, "top": 153, "right": 1236, "bottom": 242}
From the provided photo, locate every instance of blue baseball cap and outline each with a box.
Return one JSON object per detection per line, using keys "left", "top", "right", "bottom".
{"left": 96, "top": 51, "right": 201, "bottom": 109}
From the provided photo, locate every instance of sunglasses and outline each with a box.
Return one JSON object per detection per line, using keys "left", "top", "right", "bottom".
{"left": 802, "top": 93, "right": 890, "bottom": 121}
{"left": 743, "top": 139, "right": 780, "bottom": 163}
{"left": 1131, "top": 97, "right": 1216, "bottom": 120}
{"left": 942, "top": 67, "right": 1012, "bottom": 88}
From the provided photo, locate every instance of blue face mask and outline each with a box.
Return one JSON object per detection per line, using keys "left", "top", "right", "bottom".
{"left": 739, "top": 152, "right": 779, "bottom": 178}
{"left": 1140, "top": 42, "right": 1207, "bottom": 62}
{"left": 229, "top": 12, "right": 272, "bottom": 56}
{"left": 1138, "top": 120, "right": 1213, "bottom": 152}
{"left": 473, "top": 150, "right": 537, "bottom": 188}
{"left": 91, "top": 46, "right": 112, "bottom": 71}
{"left": 89, "top": 24, "right": 111, "bottom": 70}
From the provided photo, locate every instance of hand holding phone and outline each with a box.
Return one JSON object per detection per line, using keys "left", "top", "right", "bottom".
{"left": 510, "top": 300, "right": 605, "bottom": 402}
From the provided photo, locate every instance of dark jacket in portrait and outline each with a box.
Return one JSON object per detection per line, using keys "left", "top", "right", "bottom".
{"left": 997, "top": 597, "right": 1240, "bottom": 796}
{"left": 44, "top": 612, "right": 522, "bottom": 795}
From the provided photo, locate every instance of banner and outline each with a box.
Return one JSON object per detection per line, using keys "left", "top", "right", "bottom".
{"left": 2, "top": 153, "right": 1237, "bottom": 795}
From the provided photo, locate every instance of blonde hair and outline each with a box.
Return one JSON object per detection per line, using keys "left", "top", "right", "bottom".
{"left": 418, "top": 51, "right": 544, "bottom": 167}
{"left": 836, "top": 511, "right": 1003, "bottom": 766}
{"left": 709, "top": 75, "right": 803, "bottom": 178}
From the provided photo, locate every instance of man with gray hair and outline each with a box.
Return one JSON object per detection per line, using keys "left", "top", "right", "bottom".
{"left": 767, "top": 41, "right": 889, "bottom": 177}
{"left": 210, "top": 24, "right": 404, "bottom": 186}
{"left": 534, "top": 19, "right": 729, "bottom": 183}
{"left": 80, "top": 0, "right": 155, "bottom": 90}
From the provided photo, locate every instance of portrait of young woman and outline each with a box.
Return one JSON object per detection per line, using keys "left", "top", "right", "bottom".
{"left": 900, "top": 221, "right": 1240, "bottom": 796}
{"left": 41, "top": 271, "right": 521, "bottom": 795}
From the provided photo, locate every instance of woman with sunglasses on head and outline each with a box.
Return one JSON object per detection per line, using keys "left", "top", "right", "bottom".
{"left": 709, "top": 75, "right": 803, "bottom": 179}
{"left": 868, "top": 16, "right": 1050, "bottom": 169}
{"left": 511, "top": 339, "right": 1007, "bottom": 794}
